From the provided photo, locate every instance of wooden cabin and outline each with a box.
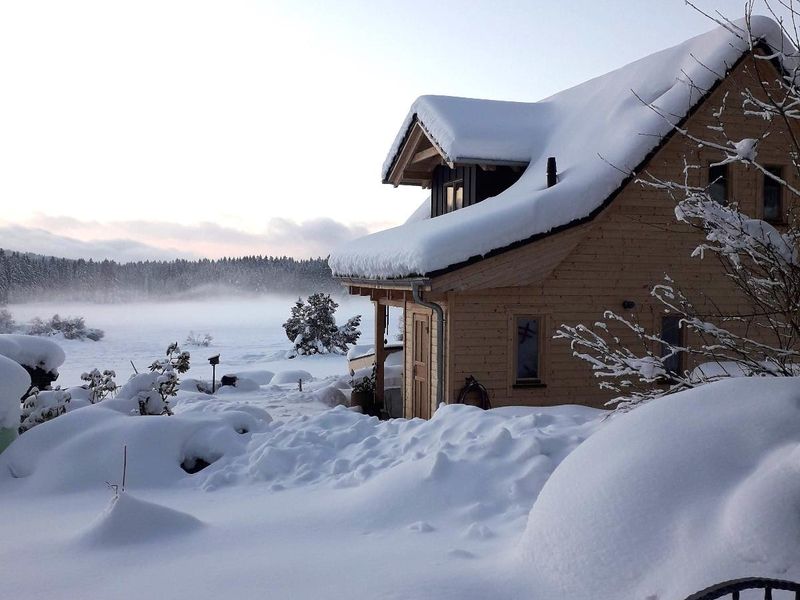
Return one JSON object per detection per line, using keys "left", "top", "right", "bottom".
{"left": 329, "top": 19, "right": 798, "bottom": 417}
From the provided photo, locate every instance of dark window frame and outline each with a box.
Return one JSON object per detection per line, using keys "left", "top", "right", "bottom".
{"left": 660, "top": 315, "right": 685, "bottom": 375}
{"left": 513, "top": 315, "right": 543, "bottom": 385}
{"left": 708, "top": 163, "right": 729, "bottom": 205}
{"left": 762, "top": 165, "right": 785, "bottom": 224}
{"left": 444, "top": 178, "right": 464, "bottom": 213}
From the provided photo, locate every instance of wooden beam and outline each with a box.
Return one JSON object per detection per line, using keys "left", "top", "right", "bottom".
{"left": 375, "top": 302, "right": 387, "bottom": 411}
{"left": 411, "top": 146, "right": 440, "bottom": 164}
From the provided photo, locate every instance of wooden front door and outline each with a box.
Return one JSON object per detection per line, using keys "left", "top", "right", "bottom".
{"left": 412, "top": 313, "right": 431, "bottom": 419}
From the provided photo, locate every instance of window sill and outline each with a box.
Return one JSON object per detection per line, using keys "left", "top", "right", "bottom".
{"left": 513, "top": 382, "right": 547, "bottom": 389}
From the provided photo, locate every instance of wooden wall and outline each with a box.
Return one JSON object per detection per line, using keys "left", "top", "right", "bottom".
{"left": 425, "top": 52, "right": 799, "bottom": 411}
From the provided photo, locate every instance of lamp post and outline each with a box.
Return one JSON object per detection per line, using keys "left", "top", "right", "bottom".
{"left": 208, "top": 354, "right": 220, "bottom": 393}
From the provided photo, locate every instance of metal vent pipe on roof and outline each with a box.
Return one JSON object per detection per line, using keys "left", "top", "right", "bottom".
{"left": 547, "top": 156, "right": 558, "bottom": 187}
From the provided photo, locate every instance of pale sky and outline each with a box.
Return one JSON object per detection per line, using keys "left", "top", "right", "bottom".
{"left": 0, "top": 0, "right": 761, "bottom": 261}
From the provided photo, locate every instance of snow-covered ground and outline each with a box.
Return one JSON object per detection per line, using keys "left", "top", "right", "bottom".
{"left": 7, "top": 296, "right": 378, "bottom": 391}
{"left": 2, "top": 299, "right": 799, "bottom": 599}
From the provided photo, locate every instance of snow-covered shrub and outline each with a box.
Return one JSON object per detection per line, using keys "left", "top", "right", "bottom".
{"left": 20, "top": 387, "right": 72, "bottom": 433}
{"left": 139, "top": 343, "right": 190, "bottom": 416}
{"left": 557, "top": 10, "right": 800, "bottom": 411}
{"left": 0, "top": 308, "right": 16, "bottom": 334}
{"left": 185, "top": 331, "right": 213, "bottom": 347}
{"left": 351, "top": 364, "right": 376, "bottom": 395}
{"left": 80, "top": 369, "right": 117, "bottom": 404}
{"left": 26, "top": 314, "right": 104, "bottom": 341}
{"left": 282, "top": 293, "right": 361, "bottom": 357}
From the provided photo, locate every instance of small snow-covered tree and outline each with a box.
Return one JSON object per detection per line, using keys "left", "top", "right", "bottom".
{"left": 185, "top": 331, "right": 213, "bottom": 347}
{"left": 557, "top": 3, "right": 800, "bottom": 411}
{"left": 282, "top": 293, "right": 362, "bottom": 356}
{"left": 81, "top": 368, "right": 117, "bottom": 404}
{"left": 0, "top": 308, "right": 16, "bottom": 333}
{"left": 138, "top": 343, "right": 190, "bottom": 415}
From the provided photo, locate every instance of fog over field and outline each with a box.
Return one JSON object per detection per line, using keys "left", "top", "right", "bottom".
{"left": 8, "top": 295, "right": 377, "bottom": 387}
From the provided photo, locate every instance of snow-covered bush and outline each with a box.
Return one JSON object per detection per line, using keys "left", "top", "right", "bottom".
{"left": 282, "top": 293, "right": 361, "bottom": 357}
{"left": 20, "top": 387, "right": 72, "bottom": 433}
{"left": 351, "top": 365, "right": 376, "bottom": 395}
{"left": 27, "top": 314, "right": 104, "bottom": 341}
{"left": 0, "top": 308, "right": 16, "bottom": 334}
{"left": 139, "top": 343, "right": 190, "bottom": 416}
{"left": 80, "top": 369, "right": 117, "bottom": 404}
{"left": 185, "top": 331, "right": 213, "bottom": 347}
{"left": 557, "top": 7, "right": 800, "bottom": 411}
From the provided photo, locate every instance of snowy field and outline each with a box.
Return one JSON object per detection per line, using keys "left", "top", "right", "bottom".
{"left": 7, "top": 295, "right": 377, "bottom": 394}
{"left": 1, "top": 299, "right": 800, "bottom": 599}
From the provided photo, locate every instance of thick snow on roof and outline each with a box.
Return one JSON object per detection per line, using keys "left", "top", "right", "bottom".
{"left": 381, "top": 97, "right": 544, "bottom": 178}
{"left": 330, "top": 17, "right": 788, "bottom": 279}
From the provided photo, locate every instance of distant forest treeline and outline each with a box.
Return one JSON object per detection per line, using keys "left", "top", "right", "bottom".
{"left": 0, "top": 249, "right": 339, "bottom": 303}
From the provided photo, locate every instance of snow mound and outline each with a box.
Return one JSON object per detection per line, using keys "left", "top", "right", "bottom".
{"left": 271, "top": 369, "right": 313, "bottom": 385}
{"left": 228, "top": 403, "right": 601, "bottom": 528}
{"left": 217, "top": 376, "right": 260, "bottom": 393}
{"left": 0, "top": 334, "right": 65, "bottom": 373}
{"left": 0, "top": 399, "right": 272, "bottom": 492}
{"left": 519, "top": 378, "right": 800, "bottom": 600}
{"left": 79, "top": 492, "right": 204, "bottom": 547}
{"left": 0, "top": 354, "right": 30, "bottom": 430}
{"left": 232, "top": 370, "right": 274, "bottom": 385}
{"left": 312, "top": 384, "right": 348, "bottom": 407}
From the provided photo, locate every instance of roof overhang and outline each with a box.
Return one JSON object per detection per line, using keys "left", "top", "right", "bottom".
{"left": 384, "top": 119, "right": 449, "bottom": 188}
{"left": 383, "top": 116, "right": 530, "bottom": 188}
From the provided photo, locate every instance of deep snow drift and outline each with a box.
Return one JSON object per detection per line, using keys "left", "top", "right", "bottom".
{"left": 1, "top": 372, "right": 799, "bottom": 599}
{"left": 520, "top": 377, "right": 800, "bottom": 600}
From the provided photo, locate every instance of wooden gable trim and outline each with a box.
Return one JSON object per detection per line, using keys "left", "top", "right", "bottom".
{"left": 423, "top": 46, "right": 764, "bottom": 285}
{"left": 385, "top": 119, "right": 450, "bottom": 188}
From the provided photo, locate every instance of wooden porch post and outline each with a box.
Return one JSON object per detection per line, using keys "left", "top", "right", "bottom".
{"left": 375, "top": 301, "right": 387, "bottom": 410}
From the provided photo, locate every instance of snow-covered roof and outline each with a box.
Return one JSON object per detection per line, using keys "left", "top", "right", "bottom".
{"left": 330, "top": 17, "right": 790, "bottom": 280}
{"left": 381, "top": 97, "right": 542, "bottom": 179}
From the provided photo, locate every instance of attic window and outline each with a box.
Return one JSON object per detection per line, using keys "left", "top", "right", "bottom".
{"left": 445, "top": 180, "right": 464, "bottom": 212}
{"left": 708, "top": 164, "right": 729, "bottom": 205}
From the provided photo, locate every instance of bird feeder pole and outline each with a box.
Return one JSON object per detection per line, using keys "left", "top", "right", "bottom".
{"left": 208, "top": 354, "right": 220, "bottom": 393}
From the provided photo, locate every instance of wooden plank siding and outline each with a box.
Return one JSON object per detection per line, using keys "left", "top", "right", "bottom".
{"left": 432, "top": 53, "right": 800, "bottom": 410}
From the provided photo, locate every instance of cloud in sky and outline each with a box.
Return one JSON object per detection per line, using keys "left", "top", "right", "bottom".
{"left": 0, "top": 216, "right": 378, "bottom": 262}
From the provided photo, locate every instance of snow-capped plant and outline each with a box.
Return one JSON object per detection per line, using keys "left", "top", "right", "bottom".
{"left": 19, "top": 387, "right": 71, "bottom": 433}
{"left": 138, "top": 343, "right": 190, "bottom": 416}
{"left": 26, "top": 314, "right": 104, "bottom": 341}
{"left": 0, "top": 308, "right": 16, "bottom": 334}
{"left": 283, "top": 293, "right": 362, "bottom": 357}
{"left": 351, "top": 365, "right": 376, "bottom": 395}
{"left": 558, "top": 2, "right": 800, "bottom": 411}
{"left": 185, "top": 331, "right": 213, "bottom": 347}
{"left": 80, "top": 368, "right": 117, "bottom": 404}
